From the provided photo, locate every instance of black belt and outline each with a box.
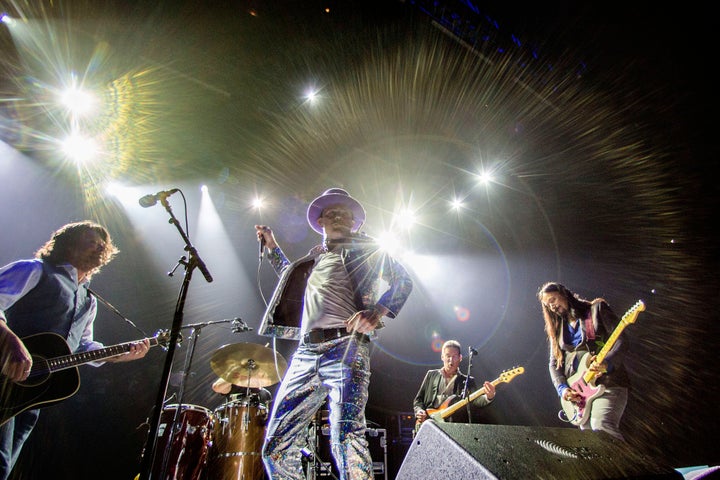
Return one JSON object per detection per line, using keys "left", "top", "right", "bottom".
{"left": 303, "top": 328, "right": 370, "bottom": 345}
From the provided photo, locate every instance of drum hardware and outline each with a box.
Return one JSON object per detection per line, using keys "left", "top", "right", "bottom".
{"left": 141, "top": 319, "right": 242, "bottom": 480}
{"left": 303, "top": 401, "right": 340, "bottom": 480}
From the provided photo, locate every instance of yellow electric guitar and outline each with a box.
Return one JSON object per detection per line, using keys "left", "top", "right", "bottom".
{"left": 560, "top": 300, "right": 645, "bottom": 426}
{"left": 415, "top": 366, "right": 524, "bottom": 433}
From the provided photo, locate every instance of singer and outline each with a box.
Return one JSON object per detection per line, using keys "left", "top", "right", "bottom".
{"left": 254, "top": 187, "right": 413, "bottom": 480}
{"left": 412, "top": 339, "right": 496, "bottom": 430}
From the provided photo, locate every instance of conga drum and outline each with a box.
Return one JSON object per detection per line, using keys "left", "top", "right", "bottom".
{"left": 208, "top": 394, "right": 268, "bottom": 480}
{"left": 150, "top": 404, "right": 214, "bottom": 480}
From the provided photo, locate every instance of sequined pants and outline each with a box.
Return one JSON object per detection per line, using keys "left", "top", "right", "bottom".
{"left": 262, "top": 335, "right": 373, "bottom": 480}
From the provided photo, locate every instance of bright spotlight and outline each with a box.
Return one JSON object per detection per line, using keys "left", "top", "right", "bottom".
{"left": 61, "top": 133, "right": 99, "bottom": 163}
{"left": 252, "top": 197, "right": 264, "bottom": 209}
{"left": 304, "top": 87, "right": 321, "bottom": 105}
{"left": 59, "top": 86, "right": 98, "bottom": 118}
{"left": 1, "top": 13, "right": 14, "bottom": 25}
{"left": 477, "top": 171, "right": 494, "bottom": 184}
{"left": 451, "top": 198, "right": 464, "bottom": 210}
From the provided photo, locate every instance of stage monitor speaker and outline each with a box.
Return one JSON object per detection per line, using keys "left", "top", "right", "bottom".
{"left": 397, "top": 421, "right": 682, "bottom": 480}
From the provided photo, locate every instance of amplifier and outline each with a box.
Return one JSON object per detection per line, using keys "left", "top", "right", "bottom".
{"left": 396, "top": 412, "right": 416, "bottom": 445}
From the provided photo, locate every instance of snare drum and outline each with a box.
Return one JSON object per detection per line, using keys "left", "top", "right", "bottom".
{"left": 207, "top": 397, "right": 268, "bottom": 480}
{"left": 151, "top": 404, "right": 214, "bottom": 480}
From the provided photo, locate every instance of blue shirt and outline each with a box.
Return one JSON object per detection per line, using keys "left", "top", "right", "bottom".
{"left": 0, "top": 259, "right": 104, "bottom": 358}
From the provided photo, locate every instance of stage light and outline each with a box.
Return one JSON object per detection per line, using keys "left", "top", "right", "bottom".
{"left": 60, "top": 132, "right": 99, "bottom": 163}
{"left": 59, "top": 85, "right": 99, "bottom": 118}
{"left": 451, "top": 198, "right": 464, "bottom": 210}
{"left": 1, "top": 13, "right": 13, "bottom": 25}
{"left": 303, "top": 88, "right": 321, "bottom": 106}
{"left": 477, "top": 171, "right": 494, "bottom": 184}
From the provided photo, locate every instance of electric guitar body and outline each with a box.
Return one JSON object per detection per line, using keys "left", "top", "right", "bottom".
{"left": 559, "top": 300, "right": 645, "bottom": 426}
{"left": 415, "top": 367, "right": 524, "bottom": 434}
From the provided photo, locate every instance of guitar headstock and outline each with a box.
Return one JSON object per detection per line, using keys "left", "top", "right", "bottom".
{"left": 622, "top": 300, "right": 646, "bottom": 325}
{"left": 154, "top": 329, "right": 183, "bottom": 351}
{"left": 499, "top": 366, "right": 525, "bottom": 384}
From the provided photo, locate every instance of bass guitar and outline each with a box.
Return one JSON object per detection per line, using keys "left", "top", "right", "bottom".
{"left": 0, "top": 330, "right": 174, "bottom": 427}
{"left": 415, "top": 366, "right": 524, "bottom": 433}
{"left": 560, "top": 300, "right": 645, "bottom": 426}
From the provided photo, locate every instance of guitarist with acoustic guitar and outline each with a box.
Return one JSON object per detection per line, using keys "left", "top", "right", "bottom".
{"left": 538, "top": 282, "right": 633, "bottom": 441}
{"left": 0, "top": 221, "right": 150, "bottom": 480}
{"left": 413, "top": 340, "right": 496, "bottom": 433}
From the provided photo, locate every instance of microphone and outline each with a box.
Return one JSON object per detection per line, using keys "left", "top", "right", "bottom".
{"left": 259, "top": 235, "right": 266, "bottom": 260}
{"left": 138, "top": 188, "right": 179, "bottom": 208}
{"left": 231, "top": 318, "right": 252, "bottom": 333}
{"left": 468, "top": 346, "right": 478, "bottom": 356}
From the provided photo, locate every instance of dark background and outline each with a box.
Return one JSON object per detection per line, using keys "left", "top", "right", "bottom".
{"left": 0, "top": 1, "right": 717, "bottom": 479}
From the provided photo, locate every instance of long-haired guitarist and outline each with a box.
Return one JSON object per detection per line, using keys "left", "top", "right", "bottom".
{"left": 0, "top": 221, "right": 150, "bottom": 480}
{"left": 413, "top": 340, "right": 496, "bottom": 431}
{"left": 538, "top": 282, "right": 630, "bottom": 441}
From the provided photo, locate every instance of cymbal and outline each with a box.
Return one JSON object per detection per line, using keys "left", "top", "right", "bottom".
{"left": 210, "top": 342, "right": 287, "bottom": 388}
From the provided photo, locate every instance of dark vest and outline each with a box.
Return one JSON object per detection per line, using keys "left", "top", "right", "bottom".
{"left": 6, "top": 261, "right": 93, "bottom": 352}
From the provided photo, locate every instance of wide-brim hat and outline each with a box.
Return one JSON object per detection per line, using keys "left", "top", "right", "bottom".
{"left": 306, "top": 188, "right": 366, "bottom": 234}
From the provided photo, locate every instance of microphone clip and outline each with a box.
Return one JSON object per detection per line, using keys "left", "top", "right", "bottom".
{"left": 231, "top": 318, "right": 252, "bottom": 333}
{"left": 139, "top": 188, "right": 179, "bottom": 208}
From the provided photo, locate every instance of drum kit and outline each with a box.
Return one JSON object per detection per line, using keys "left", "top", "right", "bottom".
{"left": 149, "top": 342, "right": 287, "bottom": 480}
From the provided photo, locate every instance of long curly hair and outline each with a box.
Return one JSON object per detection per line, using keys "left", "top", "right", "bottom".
{"left": 34, "top": 221, "right": 119, "bottom": 280}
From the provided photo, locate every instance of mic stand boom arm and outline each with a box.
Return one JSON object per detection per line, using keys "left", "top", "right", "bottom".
{"left": 137, "top": 196, "right": 213, "bottom": 480}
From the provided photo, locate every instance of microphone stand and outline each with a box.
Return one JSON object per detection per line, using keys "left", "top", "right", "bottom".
{"left": 138, "top": 196, "right": 213, "bottom": 480}
{"left": 463, "top": 347, "right": 475, "bottom": 423}
{"left": 156, "top": 319, "right": 238, "bottom": 479}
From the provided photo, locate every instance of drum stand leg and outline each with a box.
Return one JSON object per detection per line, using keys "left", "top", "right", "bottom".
{"left": 301, "top": 421, "right": 339, "bottom": 480}
{"left": 302, "top": 422, "right": 318, "bottom": 480}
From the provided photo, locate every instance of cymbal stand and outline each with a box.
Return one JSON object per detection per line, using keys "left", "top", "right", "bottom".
{"left": 165, "top": 318, "right": 240, "bottom": 477}
{"left": 241, "top": 360, "right": 256, "bottom": 431}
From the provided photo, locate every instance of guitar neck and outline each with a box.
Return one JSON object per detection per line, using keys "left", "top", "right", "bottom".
{"left": 438, "top": 379, "right": 498, "bottom": 419}
{"left": 594, "top": 321, "right": 628, "bottom": 366}
{"left": 583, "top": 313, "right": 635, "bottom": 383}
{"left": 45, "top": 337, "right": 159, "bottom": 373}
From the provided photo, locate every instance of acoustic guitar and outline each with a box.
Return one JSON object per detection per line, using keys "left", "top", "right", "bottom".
{"left": 1, "top": 330, "right": 173, "bottom": 426}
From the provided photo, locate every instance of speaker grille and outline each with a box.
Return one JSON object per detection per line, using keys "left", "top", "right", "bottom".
{"left": 397, "top": 421, "right": 682, "bottom": 480}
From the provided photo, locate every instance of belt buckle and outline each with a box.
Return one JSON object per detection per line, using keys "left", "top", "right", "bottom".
{"left": 305, "top": 329, "right": 330, "bottom": 344}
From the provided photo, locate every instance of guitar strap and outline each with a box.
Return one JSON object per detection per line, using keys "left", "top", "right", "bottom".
{"left": 436, "top": 375, "right": 457, "bottom": 407}
{"left": 584, "top": 310, "right": 596, "bottom": 340}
